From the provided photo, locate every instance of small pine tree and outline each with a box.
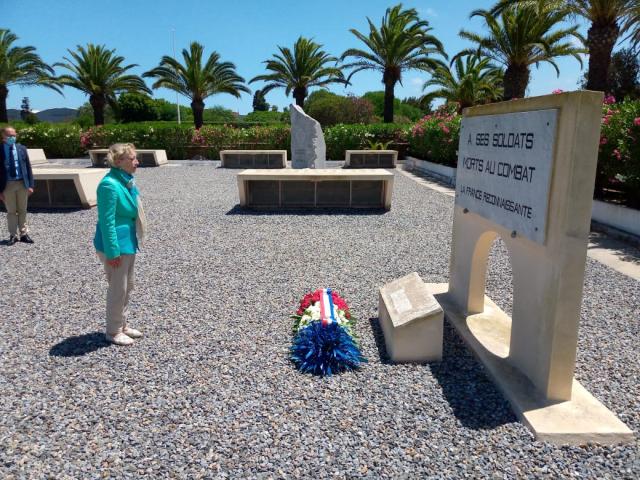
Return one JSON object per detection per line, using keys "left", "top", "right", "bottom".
{"left": 20, "top": 97, "right": 31, "bottom": 120}
{"left": 252, "top": 89, "right": 269, "bottom": 111}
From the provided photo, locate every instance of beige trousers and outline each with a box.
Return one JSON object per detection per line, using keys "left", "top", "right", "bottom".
{"left": 97, "top": 252, "right": 136, "bottom": 335}
{"left": 3, "top": 180, "right": 29, "bottom": 236}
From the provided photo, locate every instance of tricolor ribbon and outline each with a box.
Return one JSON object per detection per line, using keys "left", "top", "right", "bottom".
{"left": 320, "top": 288, "right": 337, "bottom": 327}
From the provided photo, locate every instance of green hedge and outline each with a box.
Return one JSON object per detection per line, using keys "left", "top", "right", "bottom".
{"left": 9, "top": 122, "right": 411, "bottom": 160}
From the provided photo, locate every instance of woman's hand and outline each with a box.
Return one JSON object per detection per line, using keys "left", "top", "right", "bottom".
{"left": 106, "top": 257, "right": 122, "bottom": 268}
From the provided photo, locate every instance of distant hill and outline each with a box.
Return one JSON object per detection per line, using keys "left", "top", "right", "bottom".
{"left": 6, "top": 107, "right": 78, "bottom": 123}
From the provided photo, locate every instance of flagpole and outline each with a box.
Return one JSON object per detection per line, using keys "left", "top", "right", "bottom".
{"left": 171, "top": 28, "right": 181, "bottom": 125}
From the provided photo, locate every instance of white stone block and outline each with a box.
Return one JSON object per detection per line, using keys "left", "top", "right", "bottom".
{"left": 378, "top": 272, "right": 443, "bottom": 362}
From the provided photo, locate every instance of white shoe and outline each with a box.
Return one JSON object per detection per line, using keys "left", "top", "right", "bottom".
{"left": 105, "top": 332, "right": 135, "bottom": 346}
{"left": 123, "top": 326, "right": 143, "bottom": 339}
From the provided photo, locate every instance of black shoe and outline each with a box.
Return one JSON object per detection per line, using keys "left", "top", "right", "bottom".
{"left": 19, "top": 234, "right": 34, "bottom": 244}
{"left": 7, "top": 235, "right": 18, "bottom": 246}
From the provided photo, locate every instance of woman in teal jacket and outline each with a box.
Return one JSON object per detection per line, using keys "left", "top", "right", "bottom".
{"left": 94, "top": 143, "right": 146, "bottom": 346}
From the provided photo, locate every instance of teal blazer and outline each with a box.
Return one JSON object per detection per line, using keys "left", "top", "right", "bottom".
{"left": 93, "top": 168, "right": 139, "bottom": 260}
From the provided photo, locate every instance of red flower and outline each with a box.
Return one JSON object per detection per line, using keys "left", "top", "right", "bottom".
{"left": 297, "top": 289, "right": 351, "bottom": 318}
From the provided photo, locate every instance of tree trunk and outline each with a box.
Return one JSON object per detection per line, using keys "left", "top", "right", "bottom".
{"left": 191, "top": 98, "right": 205, "bottom": 129}
{"left": 383, "top": 80, "right": 395, "bottom": 123}
{"left": 293, "top": 87, "right": 307, "bottom": 109}
{"left": 0, "top": 84, "right": 8, "bottom": 123}
{"left": 89, "top": 94, "right": 106, "bottom": 126}
{"left": 503, "top": 64, "right": 530, "bottom": 100}
{"left": 586, "top": 22, "right": 619, "bottom": 93}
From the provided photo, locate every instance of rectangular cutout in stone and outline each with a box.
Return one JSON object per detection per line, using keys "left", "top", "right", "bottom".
{"left": 282, "top": 181, "right": 315, "bottom": 206}
{"left": 351, "top": 180, "right": 383, "bottom": 207}
{"left": 220, "top": 150, "right": 287, "bottom": 169}
{"left": 317, "top": 181, "right": 350, "bottom": 206}
{"left": 248, "top": 180, "right": 279, "bottom": 206}
{"left": 344, "top": 150, "right": 398, "bottom": 168}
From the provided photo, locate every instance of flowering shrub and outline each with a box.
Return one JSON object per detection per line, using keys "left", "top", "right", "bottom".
{"left": 13, "top": 123, "right": 84, "bottom": 158}
{"left": 407, "top": 104, "right": 461, "bottom": 166}
{"left": 324, "top": 123, "right": 410, "bottom": 160}
{"left": 598, "top": 99, "right": 640, "bottom": 207}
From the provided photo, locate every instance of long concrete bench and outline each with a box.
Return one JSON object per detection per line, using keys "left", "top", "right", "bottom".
{"left": 27, "top": 148, "right": 49, "bottom": 166}
{"left": 220, "top": 150, "right": 287, "bottom": 169}
{"left": 30, "top": 168, "right": 104, "bottom": 208}
{"left": 89, "top": 149, "right": 168, "bottom": 168}
{"left": 237, "top": 169, "right": 394, "bottom": 210}
{"left": 344, "top": 150, "right": 398, "bottom": 168}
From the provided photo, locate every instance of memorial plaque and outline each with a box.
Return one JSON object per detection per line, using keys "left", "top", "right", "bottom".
{"left": 455, "top": 109, "right": 558, "bottom": 244}
{"left": 138, "top": 152, "right": 155, "bottom": 167}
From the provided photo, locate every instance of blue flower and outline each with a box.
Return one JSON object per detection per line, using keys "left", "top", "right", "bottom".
{"left": 291, "top": 321, "right": 366, "bottom": 377}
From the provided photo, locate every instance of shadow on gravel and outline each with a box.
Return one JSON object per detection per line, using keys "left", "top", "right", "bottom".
{"left": 429, "top": 321, "right": 517, "bottom": 430}
{"left": 368, "top": 317, "right": 390, "bottom": 364}
{"left": 369, "top": 317, "right": 515, "bottom": 429}
{"left": 49, "top": 332, "right": 111, "bottom": 357}
{"left": 226, "top": 205, "right": 387, "bottom": 216}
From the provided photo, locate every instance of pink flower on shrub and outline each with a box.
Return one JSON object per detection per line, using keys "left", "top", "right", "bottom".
{"left": 552, "top": 89, "right": 564, "bottom": 94}
{"left": 603, "top": 95, "right": 616, "bottom": 105}
{"left": 441, "top": 125, "right": 450, "bottom": 134}
{"left": 613, "top": 149, "right": 621, "bottom": 160}
{"left": 602, "top": 115, "right": 611, "bottom": 125}
{"left": 634, "top": 117, "right": 640, "bottom": 127}
{"left": 600, "top": 136, "right": 608, "bottom": 145}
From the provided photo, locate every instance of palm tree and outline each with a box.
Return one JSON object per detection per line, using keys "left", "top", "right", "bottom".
{"left": 55, "top": 44, "right": 150, "bottom": 126}
{"left": 627, "top": 2, "right": 640, "bottom": 51}
{"left": 459, "top": 2, "right": 585, "bottom": 100}
{"left": 144, "top": 42, "right": 249, "bottom": 129}
{"left": 490, "top": 0, "right": 638, "bottom": 93}
{"left": 0, "top": 29, "right": 61, "bottom": 123}
{"left": 421, "top": 54, "right": 504, "bottom": 112}
{"left": 249, "top": 37, "right": 346, "bottom": 109}
{"left": 341, "top": 4, "right": 446, "bottom": 123}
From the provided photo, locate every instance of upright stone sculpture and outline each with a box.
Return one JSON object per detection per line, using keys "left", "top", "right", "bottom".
{"left": 290, "top": 104, "right": 326, "bottom": 169}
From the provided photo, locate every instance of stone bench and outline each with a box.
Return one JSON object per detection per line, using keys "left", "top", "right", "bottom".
{"left": 89, "top": 149, "right": 168, "bottom": 168}
{"left": 378, "top": 272, "right": 443, "bottom": 362}
{"left": 220, "top": 150, "right": 287, "bottom": 169}
{"left": 237, "top": 169, "right": 394, "bottom": 210}
{"left": 344, "top": 150, "right": 398, "bottom": 168}
{"left": 27, "top": 148, "right": 49, "bottom": 166}
{"left": 30, "top": 168, "right": 105, "bottom": 208}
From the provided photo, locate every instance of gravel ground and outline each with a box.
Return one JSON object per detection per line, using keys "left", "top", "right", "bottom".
{"left": 0, "top": 162, "right": 638, "bottom": 479}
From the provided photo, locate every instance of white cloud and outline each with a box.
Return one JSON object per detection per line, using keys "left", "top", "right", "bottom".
{"left": 422, "top": 7, "right": 438, "bottom": 18}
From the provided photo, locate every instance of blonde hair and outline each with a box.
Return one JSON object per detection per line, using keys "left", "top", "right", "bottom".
{"left": 107, "top": 143, "right": 136, "bottom": 168}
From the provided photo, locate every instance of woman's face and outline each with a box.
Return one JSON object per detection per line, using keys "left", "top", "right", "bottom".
{"left": 118, "top": 151, "right": 139, "bottom": 174}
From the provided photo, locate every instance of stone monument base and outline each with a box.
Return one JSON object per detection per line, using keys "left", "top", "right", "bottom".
{"left": 378, "top": 272, "right": 443, "bottom": 363}
{"left": 427, "top": 282, "right": 634, "bottom": 445}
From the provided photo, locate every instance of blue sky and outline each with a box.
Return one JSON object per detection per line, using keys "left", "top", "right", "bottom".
{"left": 6, "top": 0, "right": 596, "bottom": 114}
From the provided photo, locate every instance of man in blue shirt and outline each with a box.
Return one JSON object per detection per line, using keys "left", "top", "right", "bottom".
{"left": 0, "top": 126, "right": 34, "bottom": 245}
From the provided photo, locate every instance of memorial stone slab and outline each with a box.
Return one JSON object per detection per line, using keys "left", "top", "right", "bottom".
{"left": 290, "top": 104, "right": 326, "bottom": 169}
{"left": 27, "top": 149, "right": 48, "bottom": 166}
{"left": 378, "top": 272, "right": 443, "bottom": 363}
{"left": 430, "top": 91, "right": 633, "bottom": 444}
